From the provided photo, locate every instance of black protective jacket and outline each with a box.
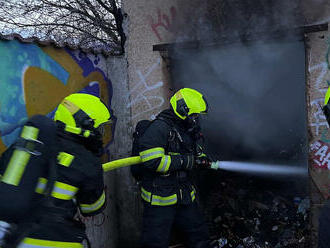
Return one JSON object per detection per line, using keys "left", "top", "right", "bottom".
{"left": 0, "top": 115, "right": 106, "bottom": 246}
{"left": 138, "top": 109, "right": 199, "bottom": 206}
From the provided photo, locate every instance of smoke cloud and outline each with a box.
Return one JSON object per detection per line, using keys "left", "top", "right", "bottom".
{"left": 170, "top": 0, "right": 307, "bottom": 166}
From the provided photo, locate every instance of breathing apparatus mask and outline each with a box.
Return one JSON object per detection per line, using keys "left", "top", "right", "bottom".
{"left": 76, "top": 114, "right": 113, "bottom": 156}
{"left": 184, "top": 113, "right": 201, "bottom": 134}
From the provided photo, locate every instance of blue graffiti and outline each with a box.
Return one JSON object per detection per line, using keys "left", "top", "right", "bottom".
{"left": 0, "top": 40, "right": 69, "bottom": 146}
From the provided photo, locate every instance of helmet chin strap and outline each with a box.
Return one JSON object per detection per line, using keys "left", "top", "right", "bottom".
{"left": 56, "top": 121, "right": 92, "bottom": 138}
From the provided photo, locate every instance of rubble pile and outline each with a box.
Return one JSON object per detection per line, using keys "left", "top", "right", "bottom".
{"left": 203, "top": 174, "right": 310, "bottom": 248}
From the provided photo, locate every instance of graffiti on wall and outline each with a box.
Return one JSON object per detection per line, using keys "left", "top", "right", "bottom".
{"left": 310, "top": 140, "right": 330, "bottom": 170}
{"left": 148, "top": 6, "right": 177, "bottom": 42}
{"left": 126, "top": 58, "right": 165, "bottom": 120}
{"left": 308, "top": 40, "right": 330, "bottom": 199}
{"left": 309, "top": 48, "right": 330, "bottom": 140}
{"left": 0, "top": 40, "right": 114, "bottom": 154}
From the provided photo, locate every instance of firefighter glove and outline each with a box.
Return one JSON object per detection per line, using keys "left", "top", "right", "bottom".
{"left": 194, "top": 155, "right": 212, "bottom": 169}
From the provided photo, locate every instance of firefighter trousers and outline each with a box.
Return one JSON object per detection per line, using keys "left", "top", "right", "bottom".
{"left": 140, "top": 202, "right": 210, "bottom": 248}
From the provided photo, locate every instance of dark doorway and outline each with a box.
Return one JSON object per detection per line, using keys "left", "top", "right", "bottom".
{"left": 169, "top": 39, "right": 309, "bottom": 247}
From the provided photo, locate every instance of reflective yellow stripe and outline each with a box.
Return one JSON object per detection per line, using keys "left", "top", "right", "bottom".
{"left": 20, "top": 126, "right": 39, "bottom": 140}
{"left": 64, "top": 125, "right": 81, "bottom": 135}
{"left": 35, "top": 178, "right": 78, "bottom": 200}
{"left": 2, "top": 150, "right": 31, "bottom": 186}
{"left": 168, "top": 152, "right": 180, "bottom": 155}
{"left": 141, "top": 187, "right": 177, "bottom": 206}
{"left": 191, "top": 189, "right": 196, "bottom": 201}
{"left": 152, "top": 194, "right": 177, "bottom": 206}
{"left": 35, "top": 177, "right": 48, "bottom": 194}
{"left": 52, "top": 181, "right": 78, "bottom": 200}
{"left": 80, "top": 191, "right": 106, "bottom": 214}
{"left": 19, "top": 237, "right": 83, "bottom": 248}
{"left": 156, "top": 155, "right": 171, "bottom": 173}
{"left": 57, "top": 152, "right": 74, "bottom": 167}
{"left": 140, "top": 147, "right": 164, "bottom": 162}
{"left": 141, "top": 187, "right": 151, "bottom": 202}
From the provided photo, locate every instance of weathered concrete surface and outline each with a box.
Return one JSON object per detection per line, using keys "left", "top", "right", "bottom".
{"left": 118, "top": 1, "right": 181, "bottom": 247}
{"left": 305, "top": 29, "right": 330, "bottom": 246}
{"left": 84, "top": 55, "right": 130, "bottom": 248}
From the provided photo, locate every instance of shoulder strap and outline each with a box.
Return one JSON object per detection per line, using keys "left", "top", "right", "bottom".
{"left": 156, "top": 116, "right": 183, "bottom": 144}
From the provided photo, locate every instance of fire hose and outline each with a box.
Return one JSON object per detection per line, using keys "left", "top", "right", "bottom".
{"left": 102, "top": 156, "right": 220, "bottom": 172}
{"left": 102, "top": 157, "right": 306, "bottom": 176}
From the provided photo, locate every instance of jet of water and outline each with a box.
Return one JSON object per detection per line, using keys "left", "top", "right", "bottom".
{"left": 211, "top": 161, "right": 307, "bottom": 176}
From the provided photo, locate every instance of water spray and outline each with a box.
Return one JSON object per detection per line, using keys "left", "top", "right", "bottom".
{"left": 210, "top": 161, "right": 307, "bottom": 176}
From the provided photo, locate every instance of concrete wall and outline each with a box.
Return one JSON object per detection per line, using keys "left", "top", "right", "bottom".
{"left": 117, "top": 1, "right": 180, "bottom": 247}
{"left": 0, "top": 39, "right": 129, "bottom": 248}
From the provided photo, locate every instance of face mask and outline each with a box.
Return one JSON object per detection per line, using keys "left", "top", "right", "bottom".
{"left": 185, "top": 114, "right": 201, "bottom": 133}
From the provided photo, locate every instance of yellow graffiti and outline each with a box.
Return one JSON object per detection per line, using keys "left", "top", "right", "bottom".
{"left": 25, "top": 47, "right": 110, "bottom": 115}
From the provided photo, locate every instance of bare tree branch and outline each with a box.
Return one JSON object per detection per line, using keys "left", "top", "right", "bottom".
{"left": 0, "top": 0, "right": 124, "bottom": 54}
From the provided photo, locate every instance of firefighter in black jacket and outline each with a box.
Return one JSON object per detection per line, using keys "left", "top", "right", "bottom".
{"left": 0, "top": 93, "right": 112, "bottom": 248}
{"left": 138, "top": 88, "right": 212, "bottom": 248}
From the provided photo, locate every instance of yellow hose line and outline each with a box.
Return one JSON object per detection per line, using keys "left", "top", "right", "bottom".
{"left": 102, "top": 156, "right": 142, "bottom": 172}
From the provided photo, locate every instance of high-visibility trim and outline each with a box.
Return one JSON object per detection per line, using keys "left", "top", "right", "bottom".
{"left": 52, "top": 181, "right": 78, "bottom": 200}
{"left": 141, "top": 187, "right": 151, "bottom": 202}
{"left": 35, "top": 177, "right": 48, "bottom": 194}
{"left": 141, "top": 187, "right": 177, "bottom": 206}
{"left": 140, "top": 148, "right": 172, "bottom": 173}
{"left": 57, "top": 152, "right": 74, "bottom": 167}
{"left": 140, "top": 147, "right": 164, "bottom": 162}
{"left": 80, "top": 191, "right": 106, "bottom": 214}
{"left": 1, "top": 150, "right": 31, "bottom": 186}
{"left": 18, "top": 237, "right": 83, "bottom": 248}
{"left": 64, "top": 125, "right": 82, "bottom": 135}
{"left": 35, "top": 177, "right": 78, "bottom": 200}
{"left": 156, "top": 155, "right": 171, "bottom": 173}
{"left": 191, "top": 189, "right": 196, "bottom": 202}
{"left": 152, "top": 194, "right": 177, "bottom": 206}
{"left": 168, "top": 152, "right": 180, "bottom": 155}
{"left": 20, "top": 126, "right": 39, "bottom": 140}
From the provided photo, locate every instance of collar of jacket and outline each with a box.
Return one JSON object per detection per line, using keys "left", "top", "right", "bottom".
{"left": 156, "top": 109, "right": 186, "bottom": 129}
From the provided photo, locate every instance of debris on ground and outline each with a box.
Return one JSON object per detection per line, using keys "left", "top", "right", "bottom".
{"left": 200, "top": 173, "right": 310, "bottom": 248}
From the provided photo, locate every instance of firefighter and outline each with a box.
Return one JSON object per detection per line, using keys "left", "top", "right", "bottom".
{"left": 319, "top": 87, "right": 330, "bottom": 248}
{"left": 137, "top": 88, "right": 212, "bottom": 248}
{"left": 0, "top": 93, "right": 112, "bottom": 248}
